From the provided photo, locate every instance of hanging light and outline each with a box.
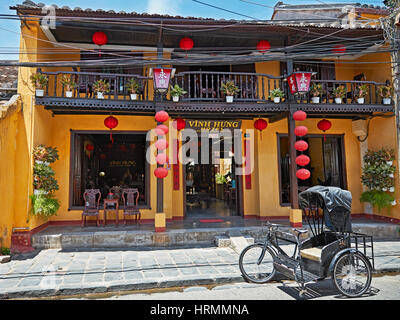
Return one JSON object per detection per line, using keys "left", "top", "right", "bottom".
{"left": 294, "top": 140, "right": 309, "bottom": 151}
{"left": 317, "top": 119, "right": 332, "bottom": 141}
{"left": 294, "top": 126, "right": 308, "bottom": 137}
{"left": 104, "top": 115, "right": 118, "bottom": 143}
{"left": 155, "top": 124, "right": 169, "bottom": 136}
{"left": 296, "top": 168, "right": 311, "bottom": 180}
{"left": 92, "top": 31, "right": 108, "bottom": 56}
{"left": 296, "top": 155, "right": 310, "bottom": 166}
{"left": 256, "top": 40, "right": 271, "bottom": 53}
{"left": 179, "top": 37, "right": 194, "bottom": 51}
{"left": 156, "top": 153, "right": 169, "bottom": 165}
{"left": 154, "top": 167, "right": 168, "bottom": 179}
{"left": 155, "top": 110, "right": 169, "bottom": 123}
{"left": 254, "top": 118, "right": 268, "bottom": 139}
{"left": 173, "top": 118, "right": 186, "bottom": 131}
{"left": 292, "top": 110, "right": 307, "bottom": 121}
{"left": 155, "top": 139, "right": 168, "bottom": 150}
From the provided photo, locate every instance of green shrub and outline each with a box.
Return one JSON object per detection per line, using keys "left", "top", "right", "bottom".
{"left": 360, "top": 190, "right": 395, "bottom": 211}
{"left": 31, "top": 193, "right": 60, "bottom": 217}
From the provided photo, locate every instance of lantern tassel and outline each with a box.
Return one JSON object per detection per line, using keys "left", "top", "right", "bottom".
{"left": 110, "top": 129, "right": 114, "bottom": 144}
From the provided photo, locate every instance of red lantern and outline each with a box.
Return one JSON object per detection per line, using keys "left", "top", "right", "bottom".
{"left": 317, "top": 119, "right": 332, "bottom": 132}
{"left": 156, "top": 153, "right": 169, "bottom": 165}
{"left": 119, "top": 144, "right": 127, "bottom": 152}
{"left": 296, "top": 168, "right": 311, "bottom": 180}
{"left": 155, "top": 139, "right": 168, "bottom": 150}
{"left": 173, "top": 118, "right": 186, "bottom": 131}
{"left": 154, "top": 167, "right": 168, "bottom": 179}
{"left": 294, "top": 126, "right": 308, "bottom": 137}
{"left": 100, "top": 153, "right": 106, "bottom": 160}
{"left": 155, "top": 110, "right": 169, "bottom": 123}
{"left": 85, "top": 144, "right": 94, "bottom": 152}
{"left": 129, "top": 143, "right": 136, "bottom": 149}
{"left": 104, "top": 115, "right": 118, "bottom": 143}
{"left": 294, "top": 140, "right": 308, "bottom": 152}
{"left": 256, "top": 40, "right": 271, "bottom": 53}
{"left": 332, "top": 44, "right": 346, "bottom": 54}
{"left": 296, "top": 155, "right": 310, "bottom": 166}
{"left": 155, "top": 124, "right": 169, "bottom": 136}
{"left": 254, "top": 118, "right": 268, "bottom": 139}
{"left": 179, "top": 37, "right": 194, "bottom": 51}
{"left": 92, "top": 31, "right": 108, "bottom": 46}
{"left": 293, "top": 110, "right": 307, "bottom": 121}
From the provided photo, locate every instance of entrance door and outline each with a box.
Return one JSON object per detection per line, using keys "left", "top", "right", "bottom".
{"left": 185, "top": 136, "right": 240, "bottom": 217}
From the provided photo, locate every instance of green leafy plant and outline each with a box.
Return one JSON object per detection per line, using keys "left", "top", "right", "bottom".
{"left": 221, "top": 81, "right": 240, "bottom": 96}
{"left": 61, "top": 75, "right": 77, "bottom": 91}
{"left": 30, "top": 193, "right": 60, "bottom": 218}
{"left": 333, "top": 85, "right": 347, "bottom": 99}
{"left": 30, "top": 73, "right": 48, "bottom": 90}
{"left": 310, "top": 83, "right": 323, "bottom": 97}
{"left": 126, "top": 78, "right": 139, "bottom": 94}
{"left": 93, "top": 79, "right": 110, "bottom": 93}
{"left": 215, "top": 173, "right": 227, "bottom": 184}
{"left": 377, "top": 85, "right": 393, "bottom": 98}
{"left": 33, "top": 145, "right": 59, "bottom": 163}
{"left": 355, "top": 84, "right": 369, "bottom": 98}
{"left": 1, "top": 247, "right": 10, "bottom": 255}
{"left": 169, "top": 84, "right": 187, "bottom": 97}
{"left": 270, "top": 88, "right": 285, "bottom": 99}
{"left": 360, "top": 190, "right": 395, "bottom": 211}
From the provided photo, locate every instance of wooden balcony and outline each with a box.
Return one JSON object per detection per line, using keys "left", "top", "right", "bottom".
{"left": 35, "top": 70, "right": 394, "bottom": 117}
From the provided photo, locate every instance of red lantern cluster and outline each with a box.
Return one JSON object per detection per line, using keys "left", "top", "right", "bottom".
{"left": 154, "top": 110, "right": 170, "bottom": 179}
{"left": 254, "top": 118, "right": 268, "bottom": 139}
{"left": 293, "top": 110, "right": 310, "bottom": 180}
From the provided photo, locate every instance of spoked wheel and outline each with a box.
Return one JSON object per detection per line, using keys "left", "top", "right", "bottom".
{"left": 332, "top": 251, "right": 372, "bottom": 298}
{"left": 239, "top": 243, "right": 276, "bottom": 284}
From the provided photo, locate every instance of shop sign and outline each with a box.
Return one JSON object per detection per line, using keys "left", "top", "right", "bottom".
{"left": 287, "top": 72, "right": 312, "bottom": 94}
{"left": 109, "top": 160, "right": 136, "bottom": 167}
{"left": 185, "top": 119, "right": 242, "bottom": 132}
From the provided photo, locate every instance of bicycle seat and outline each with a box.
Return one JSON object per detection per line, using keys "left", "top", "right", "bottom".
{"left": 294, "top": 228, "right": 308, "bottom": 234}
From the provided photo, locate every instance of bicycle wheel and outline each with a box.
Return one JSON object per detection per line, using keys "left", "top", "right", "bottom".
{"left": 332, "top": 251, "right": 372, "bottom": 298}
{"left": 239, "top": 243, "right": 276, "bottom": 284}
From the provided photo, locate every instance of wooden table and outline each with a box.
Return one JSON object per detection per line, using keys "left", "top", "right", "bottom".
{"left": 103, "top": 199, "right": 119, "bottom": 226}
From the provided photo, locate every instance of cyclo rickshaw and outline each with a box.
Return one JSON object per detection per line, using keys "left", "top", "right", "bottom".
{"left": 239, "top": 186, "right": 378, "bottom": 298}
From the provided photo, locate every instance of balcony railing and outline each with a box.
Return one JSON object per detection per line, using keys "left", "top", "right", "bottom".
{"left": 36, "top": 69, "right": 392, "bottom": 106}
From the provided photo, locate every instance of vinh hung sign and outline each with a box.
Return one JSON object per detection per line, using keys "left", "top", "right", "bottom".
{"left": 185, "top": 119, "right": 242, "bottom": 131}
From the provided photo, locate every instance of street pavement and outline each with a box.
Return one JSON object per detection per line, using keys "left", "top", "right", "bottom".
{"left": 0, "top": 240, "right": 399, "bottom": 299}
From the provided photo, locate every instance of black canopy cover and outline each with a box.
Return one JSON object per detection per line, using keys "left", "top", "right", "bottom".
{"left": 299, "top": 186, "right": 352, "bottom": 232}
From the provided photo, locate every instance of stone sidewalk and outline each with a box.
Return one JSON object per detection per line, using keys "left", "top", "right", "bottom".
{"left": 0, "top": 240, "right": 399, "bottom": 299}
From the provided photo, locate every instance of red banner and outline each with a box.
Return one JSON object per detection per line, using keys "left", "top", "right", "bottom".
{"left": 244, "top": 139, "right": 251, "bottom": 189}
{"left": 173, "top": 138, "right": 180, "bottom": 190}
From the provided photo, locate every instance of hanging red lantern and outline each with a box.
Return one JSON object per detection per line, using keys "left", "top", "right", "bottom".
{"left": 104, "top": 115, "right": 118, "bottom": 143}
{"left": 296, "top": 155, "right": 310, "bottom": 166}
{"left": 155, "top": 139, "right": 168, "bottom": 150}
{"left": 332, "top": 44, "right": 346, "bottom": 55}
{"left": 92, "top": 31, "right": 108, "bottom": 46}
{"left": 154, "top": 167, "right": 168, "bottom": 179}
{"left": 293, "top": 110, "right": 307, "bottom": 121}
{"left": 256, "top": 40, "right": 271, "bottom": 53}
{"left": 294, "top": 125, "right": 308, "bottom": 137}
{"left": 317, "top": 119, "right": 332, "bottom": 132}
{"left": 106, "top": 143, "right": 113, "bottom": 149}
{"left": 100, "top": 153, "right": 106, "bottom": 160}
{"left": 129, "top": 143, "right": 136, "bottom": 149}
{"left": 294, "top": 140, "right": 309, "bottom": 151}
{"left": 85, "top": 144, "right": 94, "bottom": 152}
{"left": 155, "top": 110, "right": 169, "bottom": 123}
{"left": 254, "top": 118, "right": 268, "bottom": 139}
{"left": 173, "top": 118, "right": 186, "bottom": 131}
{"left": 156, "top": 153, "right": 169, "bottom": 165}
{"left": 179, "top": 37, "right": 194, "bottom": 51}
{"left": 119, "top": 144, "right": 127, "bottom": 152}
{"left": 296, "top": 168, "right": 311, "bottom": 180}
{"left": 155, "top": 124, "right": 169, "bottom": 136}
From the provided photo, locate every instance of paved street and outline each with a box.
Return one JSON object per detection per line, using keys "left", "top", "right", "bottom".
{"left": 1, "top": 240, "right": 400, "bottom": 299}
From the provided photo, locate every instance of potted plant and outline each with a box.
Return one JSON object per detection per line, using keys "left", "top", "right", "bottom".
{"left": 310, "top": 83, "right": 323, "bottom": 103}
{"left": 355, "top": 84, "right": 368, "bottom": 104}
{"left": 221, "top": 81, "right": 240, "bottom": 103}
{"left": 93, "top": 79, "right": 110, "bottom": 99}
{"left": 61, "top": 75, "right": 77, "bottom": 98}
{"left": 270, "top": 88, "right": 285, "bottom": 103}
{"left": 169, "top": 84, "right": 187, "bottom": 102}
{"left": 377, "top": 85, "right": 393, "bottom": 105}
{"left": 332, "top": 85, "right": 347, "bottom": 104}
{"left": 215, "top": 173, "right": 227, "bottom": 199}
{"left": 30, "top": 73, "right": 48, "bottom": 97}
{"left": 126, "top": 78, "right": 140, "bottom": 100}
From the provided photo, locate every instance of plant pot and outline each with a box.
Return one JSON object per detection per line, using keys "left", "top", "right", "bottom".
{"left": 226, "top": 96, "right": 233, "bottom": 103}
{"left": 311, "top": 96, "right": 320, "bottom": 103}
{"left": 383, "top": 98, "right": 391, "bottom": 105}
{"left": 65, "top": 91, "right": 73, "bottom": 98}
{"left": 34, "top": 189, "right": 49, "bottom": 196}
{"left": 335, "top": 98, "right": 342, "bottom": 104}
{"left": 172, "top": 95, "right": 179, "bottom": 102}
{"left": 357, "top": 98, "right": 365, "bottom": 104}
{"left": 389, "top": 173, "right": 394, "bottom": 178}
{"left": 130, "top": 93, "right": 137, "bottom": 100}
{"left": 97, "top": 92, "right": 104, "bottom": 99}
{"left": 35, "top": 89, "right": 44, "bottom": 97}
{"left": 273, "top": 97, "right": 281, "bottom": 103}
{"left": 391, "top": 200, "right": 397, "bottom": 206}
{"left": 35, "top": 160, "right": 50, "bottom": 165}
{"left": 382, "top": 187, "right": 388, "bottom": 192}
{"left": 387, "top": 161, "right": 393, "bottom": 166}
{"left": 389, "top": 187, "right": 395, "bottom": 193}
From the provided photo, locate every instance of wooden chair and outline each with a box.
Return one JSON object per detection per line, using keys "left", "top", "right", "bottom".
{"left": 82, "top": 189, "right": 101, "bottom": 227}
{"left": 122, "top": 188, "right": 141, "bottom": 225}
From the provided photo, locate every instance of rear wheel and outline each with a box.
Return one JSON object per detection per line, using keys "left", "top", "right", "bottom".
{"left": 239, "top": 243, "right": 276, "bottom": 284}
{"left": 332, "top": 251, "right": 372, "bottom": 297}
